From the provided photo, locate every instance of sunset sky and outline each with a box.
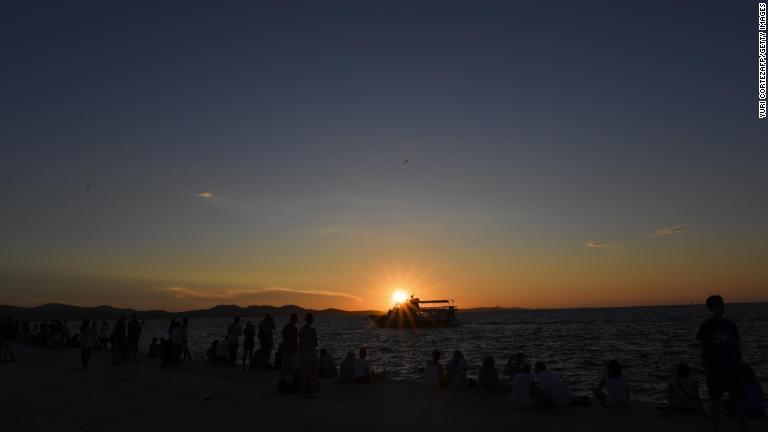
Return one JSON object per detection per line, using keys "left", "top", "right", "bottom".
{"left": 1, "top": 1, "right": 766, "bottom": 312}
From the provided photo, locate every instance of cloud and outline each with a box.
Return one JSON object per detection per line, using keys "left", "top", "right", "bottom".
{"left": 196, "top": 192, "right": 215, "bottom": 199}
{"left": 587, "top": 241, "right": 608, "bottom": 248}
{"left": 655, "top": 224, "right": 687, "bottom": 237}
{"left": 159, "top": 285, "right": 362, "bottom": 303}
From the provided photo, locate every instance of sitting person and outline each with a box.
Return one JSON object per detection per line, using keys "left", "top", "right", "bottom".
{"left": 743, "top": 363, "right": 766, "bottom": 418}
{"left": 421, "top": 350, "right": 447, "bottom": 389}
{"left": 724, "top": 363, "right": 766, "bottom": 419}
{"left": 339, "top": 351, "right": 356, "bottom": 383}
{"left": 510, "top": 363, "right": 536, "bottom": 407}
{"left": 354, "top": 347, "right": 371, "bottom": 384}
{"left": 318, "top": 349, "right": 338, "bottom": 378}
{"left": 593, "top": 359, "right": 629, "bottom": 406}
{"left": 504, "top": 352, "right": 526, "bottom": 377}
{"left": 666, "top": 362, "right": 702, "bottom": 413}
{"left": 446, "top": 350, "right": 470, "bottom": 390}
{"left": 206, "top": 340, "right": 219, "bottom": 365}
{"left": 148, "top": 337, "right": 160, "bottom": 358}
{"left": 478, "top": 356, "right": 499, "bottom": 394}
{"left": 535, "top": 361, "right": 572, "bottom": 408}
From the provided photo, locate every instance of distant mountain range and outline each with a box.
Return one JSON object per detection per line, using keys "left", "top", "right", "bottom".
{"left": 0, "top": 303, "right": 527, "bottom": 321}
{"left": 0, "top": 303, "right": 377, "bottom": 321}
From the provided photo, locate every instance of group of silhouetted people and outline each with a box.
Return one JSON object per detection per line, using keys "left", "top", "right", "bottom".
{"left": 3, "top": 295, "right": 765, "bottom": 428}
{"left": 416, "top": 295, "right": 764, "bottom": 432}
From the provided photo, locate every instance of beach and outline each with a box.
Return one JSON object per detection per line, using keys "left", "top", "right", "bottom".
{"left": 2, "top": 345, "right": 762, "bottom": 432}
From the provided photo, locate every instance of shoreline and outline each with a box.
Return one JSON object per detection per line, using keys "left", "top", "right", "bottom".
{"left": 2, "top": 345, "right": 764, "bottom": 431}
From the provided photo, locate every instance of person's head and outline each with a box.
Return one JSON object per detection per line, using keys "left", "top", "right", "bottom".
{"left": 131, "top": 313, "right": 137, "bottom": 320}
{"left": 211, "top": 339, "right": 219, "bottom": 346}
{"left": 151, "top": 337, "right": 157, "bottom": 343}
{"left": 305, "top": 313, "right": 314, "bottom": 325}
{"left": 234, "top": 316, "right": 240, "bottom": 324}
{"left": 319, "top": 348, "right": 327, "bottom": 358}
{"left": 432, "top": 350, "right": 442, "bottom": 363}
{"left": 289, "top": 313, "right": 298, "bottom": 324}
{"left": 120, "top": 315, "right": 126, "bottom": 321}
{"left": 359, "top": 347, "right": 367, "bottom": 359}
{"left": 482, "top": 356, "right": 495, "bottom": 368}
{"left": 246, "top": 321, "right": 253, "bottom": 329}
{"left": 676, "top": 362, "right": 691, "bottom": 378}
{"left": 606, "top": 359, "right": 622, "bottom": 379}
{"left": 520, "top": 362, "right": 532, "bottom": 374}
{"left": 705, "top": 295, "right": 724, "bottom": 317}
{"left": 265, "top": 313, "right": 271, "bottom": 319}
{"left": 345, "top": 350, "right": 355, "bottom": 361}
{"left": 516, "top": 352, "right": 526, "bottom": 363}
{"left": 453, "top": 350, "right": 463, "bottom": 361}
{"left": 534, "top": 361, "right": 546, "bottom": 374}
{"left": 182, "top": 317, "right": 188, "bottom": 325}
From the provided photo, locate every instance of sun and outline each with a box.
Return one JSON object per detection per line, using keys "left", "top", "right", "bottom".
{"left": 392, "top": 289, "right": 409, "bottom": 304}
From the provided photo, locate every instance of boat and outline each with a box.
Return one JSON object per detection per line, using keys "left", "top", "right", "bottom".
{"left": 369, "top": 295, "right": 459, "bottom": 328}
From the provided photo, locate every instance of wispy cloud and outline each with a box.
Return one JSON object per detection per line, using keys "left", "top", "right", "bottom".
{"left": 159, "top": 286, "right": 362, "bottom": 303}
{"left": 196, "top": 191, "right": 215, "bottom": 199}
{"left": 587, "top": 241, "right": 609, "bottom": 248}
{"left": 655, "top": 224, "right": 687, "bottom": 237}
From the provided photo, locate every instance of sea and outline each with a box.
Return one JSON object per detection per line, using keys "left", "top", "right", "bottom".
{"left": 93, "top": 303, "right": 768, "bottom": 403}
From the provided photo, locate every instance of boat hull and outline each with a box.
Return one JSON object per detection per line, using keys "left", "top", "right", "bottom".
{"left": 369, "top": 313, "right": 459, "bottom": 328}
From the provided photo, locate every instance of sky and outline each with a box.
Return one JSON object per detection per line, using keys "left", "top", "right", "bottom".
{"left": 1, "top": 1, "right": 766, "bottom": 311}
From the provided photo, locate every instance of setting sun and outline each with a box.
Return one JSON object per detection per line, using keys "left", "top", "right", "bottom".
{"left": 392, "top": 290, "right": 409, "bottom": 304}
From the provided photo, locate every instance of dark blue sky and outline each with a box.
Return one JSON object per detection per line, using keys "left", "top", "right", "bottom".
{"left": 1, "top": 1, "right": 766, "bottom": 310}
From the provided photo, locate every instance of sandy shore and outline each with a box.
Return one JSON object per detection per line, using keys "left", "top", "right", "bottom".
{"left": 1, "top": 345, "right": 761, "bottom": 432}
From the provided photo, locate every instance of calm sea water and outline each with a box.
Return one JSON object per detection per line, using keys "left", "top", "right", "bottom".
{"left": 118, "top": 303, "right": 768, "bottom": 403}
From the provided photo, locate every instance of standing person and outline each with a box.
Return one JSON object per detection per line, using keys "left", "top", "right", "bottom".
{"left": 479, "top": 356, "right": 499, "bottom": 394}
{"left": 298, "top": 313, "right": 319, "bottom": 398}
{"left": 242, "top": 321, "right": 255, "bottom": 370}
{"left": 258, "top": 313, "right": 276, "bottom": 364}
{"left": 80, "top": 319, "right": 97, "bottom": 370}
{"left": 170, "top": 321, "right": 184, "bottom": 365}
{"left": 446, "top": 350, "right": 469, "bottom": 389}
{"left": 227, "top": 317, "right": 242, "bottom": 367}
{"left": 696, "top": 295, "right": 750, "bottom": 432}
{"left": 0, "top": 317, "right": 15, "bottom": 362}
{"left": 281, "top": 313, "right": 298, "bottom": 380}
{"left": 98, "top": 320, "right": 110, "bottom": 351}
{"left": 179, "top": 317, "right": 191, "bottom": 363}
{"left": 111, "top": 316, "right": 126, "bottom": 365}
{"left": 126, "top": 314, "right": 141, "bottom": 360}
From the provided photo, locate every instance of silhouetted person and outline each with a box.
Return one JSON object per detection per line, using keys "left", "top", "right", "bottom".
{"left": 242, "top": 321, "right": 255, "bottom": 370}
{"left": 126, "top": 314, "right": 141, "bottom": 360}
{"left": 447, "top": 350, "right": 469, "bottom": 389}
{"left": 179, "top": 317, "right": 191, "bottom": 362}
{"left": 741, "top": 364, "right": 765, "bottom": 418}
{"left": 422, "top": 350, "right": 447, "bottom": 388}
{"left": 667, "top": 362, "right": 703, "bottom": 414}
{"left": 1, "top": 316, "right": 16, "bottom": 362}
{"left": 148, "top": 337, "right": 160, "bottom": 358}
{"left": 281, "top": 313, "right": 298, "bottom": 380}
{"left": 504, "top": 352, "right": 526, "bottom": 377}
{"left": 298, "top": 313, "right": 318, "bottom": 398}
{"left": 354, "top": 347, "right": 371, "bottom": 384}
{"left": 479, "top": 356, "right": 498, "bottom": 394}
{"left": 339, "top": 350, "right": 355, "bottom": 383}
{"left": 111, "top": 316, "right": 126, "bottom": 365}
{"left": 593, "top": 359, "right": 629, "bottom": 406}
{"left": 696, "top": 295, "right": 750, "bottom": 432}
{"left": 510, "top": 363, "right": 536, "bottom": 407}
{"left": 227, "top": 317, "right": 242, "bottom": 367}
{"left": 258, "top": 313, "right": 276, "bottom": 363}
{"left": 534, "top": 361, "right": 571, "bottom": 408}
{"left": 80, "top": 319, "right": 97, "bottom": 370}
{"left": 170, "top": 321, "right": 183, "bottom": 365}
{"left": 98, "top": 320, "right": 110, "bottom": 351}
{"left": 318, "top": 348, "right": 337, "bottom": 378}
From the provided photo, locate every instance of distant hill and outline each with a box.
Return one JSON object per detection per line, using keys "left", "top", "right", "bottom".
{"left": 0, "top": 303, "right": 376, "bottom": 321}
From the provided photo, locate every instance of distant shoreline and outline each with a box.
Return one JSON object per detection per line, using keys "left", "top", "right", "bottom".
{"left": 1, "top": 301, "right": 766, "bottom": 321}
